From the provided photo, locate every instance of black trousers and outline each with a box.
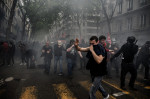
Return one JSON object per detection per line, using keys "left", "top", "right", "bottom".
{"left": 8, "top": 53, "right": 15, "bottom": 65}
{"left": 136, "top": 57, "right": 149, "bottom": 79}
{"left": 2, "top": 52, "right": 9, "bottom": 65}
{"left": 121, "top": 62, "right": 137, "bottom": 88}
{"left": 80, "top": 57, "right": 87, "bottom": 69}
{"left": 44, "top": 58, "right": 51, "bottom": 73}
{"left": 26, "top": 57, "right": 31, "bottom": 69}
{"left": 21, "top": 52, "right": 25, "bottom": 63}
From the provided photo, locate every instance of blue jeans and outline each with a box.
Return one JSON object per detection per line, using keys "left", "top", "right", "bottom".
{"left": 54, "top": 56, "right": 63, "bottom": 73}
{"left": 67, "top": 58, "right": 76, "bottom": 75}
{"left": 44, "top": 58, "right": 51, "bottom": 73}
{"left": 90, "top": 76, "right": 108, "bottom": 99}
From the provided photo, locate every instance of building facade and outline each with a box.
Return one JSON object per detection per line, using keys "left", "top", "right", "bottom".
{"left": 99, "top": 0, "right": 150, "bottom": 46}
{"left": 46, "top": 0, "right": 150, "bottom": 45}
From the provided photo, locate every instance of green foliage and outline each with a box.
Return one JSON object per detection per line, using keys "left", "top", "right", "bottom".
{"left": 23, "top": 0, "right": 62, "bottom": 34}
{"left": 22, "top": 0, "right": 104, "bottom": 37}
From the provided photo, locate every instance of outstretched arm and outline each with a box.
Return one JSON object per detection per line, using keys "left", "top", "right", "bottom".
{"left": 111, "top": 45, "right": 124, "bottom": 61}
{"left": 74, "top": 38, "right": 89, "bottom": 52}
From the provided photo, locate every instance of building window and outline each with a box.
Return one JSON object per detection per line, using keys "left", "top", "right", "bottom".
{"left": 140, "top": 14, "right": 146, "bottom": 27}
{"left": 127, "top": 17, "right": 132, "bottom": 30}
{"left": 127, "top": 0, "right": 133, "bottom": 11}
{"left": 118, "top": 0, "right": 122, "bottom": 14}
{"left": 139, "top": 0, "right": 147, "bottom": 6}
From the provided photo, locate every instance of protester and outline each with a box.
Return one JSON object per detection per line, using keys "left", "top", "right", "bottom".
{"left": 99, "top": 35, "right": 113, "bottom": 78}
{"left": 75, "top": 36, "right": 109, "bottom": 99}
{"left": 54, "top": 40, "right": 65, "bottom": 76}
{"left": 41, "top": 41, "right": 53, "bottom": 74}
{"left": 19, "top": 42, "right": 26, "bottom": 65}
{"left": 66, "top": 39, "right": 82, "bottom": 78}
{"left": 1, "top": 41, "right": 9, "bottom": 66}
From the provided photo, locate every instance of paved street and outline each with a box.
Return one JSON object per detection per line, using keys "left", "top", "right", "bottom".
{"left": 0, "top": 0, "right": 150, "bottom": 99}
{"left": 0, "top": 60, "right": 150, "bottom": 99}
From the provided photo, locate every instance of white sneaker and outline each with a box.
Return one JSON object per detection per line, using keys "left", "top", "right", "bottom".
{"left": 20, "top": 63, "right": 23, "bottom": 65}
{"left": 104, "top": 94, "right": 109, "bottom": 99}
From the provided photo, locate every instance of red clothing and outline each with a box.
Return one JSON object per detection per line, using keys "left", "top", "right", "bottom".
{"left": 3, "top": 42, "right": 9, "bottom": 52}
{"left": 103, "top": 43, "right": 109, "bottom": 52}
{"left": 101, "top": 42, "right": 110, "bottom": 61}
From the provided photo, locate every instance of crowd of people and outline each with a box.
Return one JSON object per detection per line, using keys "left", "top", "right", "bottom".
{"left": 0, "top": 35, "right": 150, "bottom": 99}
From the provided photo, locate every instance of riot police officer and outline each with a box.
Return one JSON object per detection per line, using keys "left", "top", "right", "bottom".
{"left": 136, "top": 41, "right": 150, "bottom": 80}
{"left": 111, "top": 36, "right": 138, "bottom": 91}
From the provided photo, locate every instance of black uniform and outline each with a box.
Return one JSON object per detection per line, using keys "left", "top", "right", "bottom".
{"left": 111, "top": 41, "right": 138, "bottom": 89}
{"left": 136, "top": 41, "right": 150, "bottom": 79}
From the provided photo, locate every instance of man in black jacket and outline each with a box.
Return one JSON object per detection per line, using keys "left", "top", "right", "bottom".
{"left": 41, "top": 41, "right": 53, "bottom": 74}
{"left": 111, "top": 36, "right": 138, "bottom": 90}
{"left": 54, "top": 40, "right": 65, "bottom": 75}
{"left": 75, "top": 36, "right": 109, "bottom": 99}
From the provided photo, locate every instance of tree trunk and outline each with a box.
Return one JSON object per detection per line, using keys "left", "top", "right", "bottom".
{"left": 100, "top": 0, "right": 112, "bottom": 38}
{"left": 6, "top": 0, "right": 18, "bottom": 40}
{"left": 107, "top": 20, "right": 112, "bottom": 36}
{"left": 21, "top": 14, "right": 26, "bottom": 41}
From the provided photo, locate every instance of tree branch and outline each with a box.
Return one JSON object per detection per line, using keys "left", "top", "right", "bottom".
{"left": 109, "top": 0, "right": 118, "bottom": 21}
